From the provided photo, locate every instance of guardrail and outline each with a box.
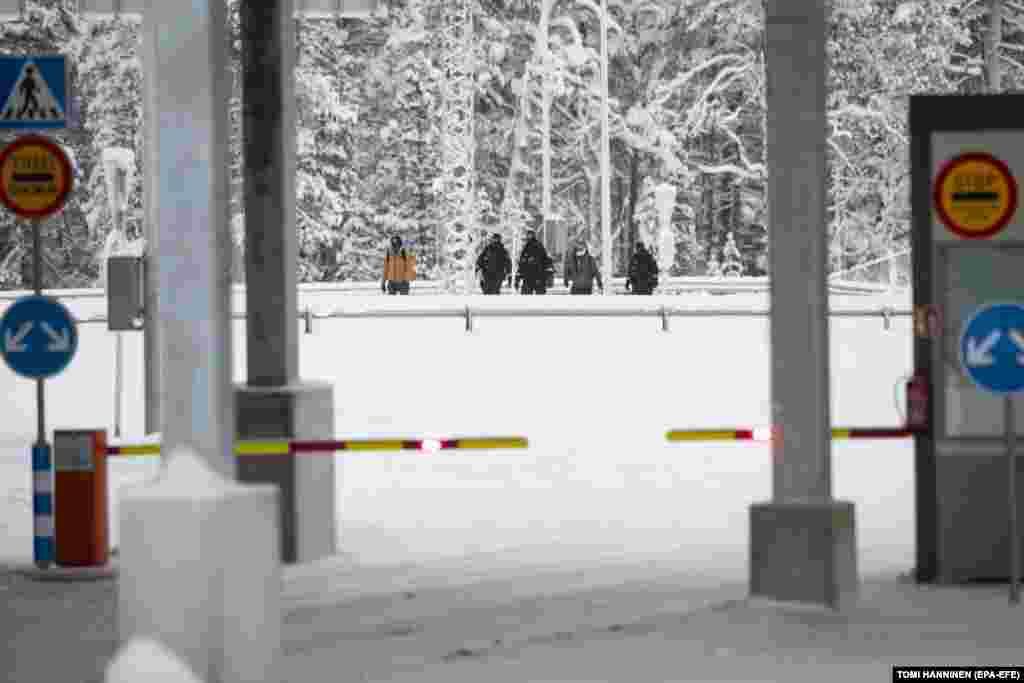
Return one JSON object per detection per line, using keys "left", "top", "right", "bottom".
{"left": 0, "top": 276, "right": 904, "bottom": 303}
{"left": 16, "top": 305, "right": 913, "bottom": 332}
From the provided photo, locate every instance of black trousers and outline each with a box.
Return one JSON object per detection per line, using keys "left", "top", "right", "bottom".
{"left": 387, "top": 281, "right": 410, "bottom": 295}
{"left": 520, "top": 280, "right": 546, "bottom": 295}
{"left": 570, "top": 286, "right": 593, "bottom": 295}
{"left": 481, "top": 280, "right": 503, "bottom": 295}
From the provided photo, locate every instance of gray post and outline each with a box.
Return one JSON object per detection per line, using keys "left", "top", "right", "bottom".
{"left": 749, "top": 0, "right": 858, "bottom": 608}
{"left": 114, "top": 332, "right": 122, "bottom": 437}
{"left": 236, "top": 0, "right": 336, "bottom": 564}
{"left": 33, "top": 219, "right": 43, "bottom": 443}
{"left": 141, "top": 28, "right": 160, "bottom": 436}
{"left": 240, "top": 1, "right": 297, "bottom": 387}
{"left": 1007, "top": 395, "right": 1019, "bottom": 604}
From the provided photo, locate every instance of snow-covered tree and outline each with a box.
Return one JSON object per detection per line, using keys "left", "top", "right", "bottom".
{"left": 633, "top": 177, "right": 676, "bottom": 274}
{"left": 0, "top": 0, "right": 97, "bottom": 289}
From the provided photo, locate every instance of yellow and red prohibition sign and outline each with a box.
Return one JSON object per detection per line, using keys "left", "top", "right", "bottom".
{"left": 933, "top": 152, "right": 1018, "bottom": 239}
{"left": 0, "top": 134, "right": 74, "bottom": 220}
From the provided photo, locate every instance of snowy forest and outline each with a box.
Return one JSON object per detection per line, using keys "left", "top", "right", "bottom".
{"left": 0, "top": 0, "right": 1015, "bottom": 290}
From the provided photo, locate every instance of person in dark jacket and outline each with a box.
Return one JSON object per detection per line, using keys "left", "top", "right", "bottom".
{"left": 626, "top": 241, "right": 659, "bottom": 295}
{"left": 563, "top": 240, "right": 603, "bottom": 295}
{"left": 515, "top": 229, "right": 554, "bottom": 295}
{"left": 476, "top": 232, "right": 512, "bottom": 294}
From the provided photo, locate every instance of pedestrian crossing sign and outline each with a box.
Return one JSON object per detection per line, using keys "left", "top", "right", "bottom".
{"left": 0, "top": 55, "right": 69, "bottom": 130}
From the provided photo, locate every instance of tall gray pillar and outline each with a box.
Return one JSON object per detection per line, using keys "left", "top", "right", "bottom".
{"left": 749, "top": 0, "right": 858, "bottom": 608}
{"left": 141, "top": 23, "right": 160, "bottom": 437}
{"left": 235, "top": 0, "right": 336, "bottom": 564}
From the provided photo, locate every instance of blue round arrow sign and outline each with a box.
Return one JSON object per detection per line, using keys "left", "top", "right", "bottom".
{"left": 959, "top": 302, "right": 1024, "bottom": 395}
{"left": 0, "top": 295, "right": 78, "bottom": 379}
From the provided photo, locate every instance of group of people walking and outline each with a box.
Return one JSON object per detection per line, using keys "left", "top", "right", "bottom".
{"left": 475, "top": 229, "right": 560, "bottom": 295}
{"left": 380, "top": 232, "right": 660, "bottom": 295}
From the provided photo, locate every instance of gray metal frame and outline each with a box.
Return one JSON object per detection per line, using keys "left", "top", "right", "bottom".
{"left": 910, "top": 93, "right": 1024, "bottom": 582}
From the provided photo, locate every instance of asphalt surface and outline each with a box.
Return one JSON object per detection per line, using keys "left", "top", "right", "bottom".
{"left": 4, "top": 553, "right": 1022, "bottom": 683}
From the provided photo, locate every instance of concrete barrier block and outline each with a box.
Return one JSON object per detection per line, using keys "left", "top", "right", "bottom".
{"left": 105, "top": 637, "right": 203, "bottom": 683}
{"left": 118, "top": 447, "right": 280, "bottom": 683}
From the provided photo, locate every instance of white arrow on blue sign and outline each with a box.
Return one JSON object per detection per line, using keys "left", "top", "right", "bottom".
{"left": 960, "top": 303, "right": 1024, "bottom": 395}
{"left": 0, "top": 295, "right": 77, "bottom": 379}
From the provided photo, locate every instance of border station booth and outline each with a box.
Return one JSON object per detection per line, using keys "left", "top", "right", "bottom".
{"left": 911, "top": 95, "right": 1024, "bottom": 583}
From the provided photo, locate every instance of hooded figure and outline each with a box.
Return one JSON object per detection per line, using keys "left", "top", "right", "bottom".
{"left": 563, "top": 240, "right": 603, "bottom": 295}
{"left": 626, "top": 241, "right": 659, "bottom": 295}
{"left": 515, "top": 229, "right": 554, "bottom": 295}
{"left": 476, "top": 232, "right": 512, "bottom": 294}
{"left": 382, "top": 235, "right": 416, "bottom": 295}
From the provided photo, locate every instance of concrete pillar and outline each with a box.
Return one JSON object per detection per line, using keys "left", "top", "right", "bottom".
{"left": 749, "top": 1, "right": 858, "bottom": 608}
{"left": 146, "top": 0, "right": 233, "bottom": 477}
{"left": 236, "top": 0, "right": 336, "bottom": 564}
{"left": 117, "top": 5, "right": 281, "bottom": 682}
{"left": 140, "top": 23, "right": 160, "bottom": 437}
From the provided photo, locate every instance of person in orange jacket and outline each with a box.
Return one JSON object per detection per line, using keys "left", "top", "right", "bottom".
{"left": 381, "top": 235, "right": 416, "bottom": 295}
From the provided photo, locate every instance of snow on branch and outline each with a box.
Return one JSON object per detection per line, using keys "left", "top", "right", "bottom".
{"left": 653, "top": 53, "right": 748, "bottom": 108}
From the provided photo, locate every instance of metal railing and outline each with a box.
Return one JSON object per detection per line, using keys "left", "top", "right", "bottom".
{"left": 13, "top": 304, "right": 912, "bottom": 333}
{"left": 0, "top": 278, "right": 910, "bottom": 332}
{"left": 0, "top": 275, "right": 904, "bottom": 303}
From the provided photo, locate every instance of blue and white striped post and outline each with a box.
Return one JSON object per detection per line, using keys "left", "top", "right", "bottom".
{"left": 32, "top": 443, "right": 53, "bottom": 568}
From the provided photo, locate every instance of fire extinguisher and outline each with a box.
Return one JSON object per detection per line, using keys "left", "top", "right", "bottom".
{"left": 906, "top": 372, "right": 929, "bottom": 431}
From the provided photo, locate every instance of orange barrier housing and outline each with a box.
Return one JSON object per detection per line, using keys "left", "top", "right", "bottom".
{"left": 54, "top": 430, "right": 108, "bottom": 567}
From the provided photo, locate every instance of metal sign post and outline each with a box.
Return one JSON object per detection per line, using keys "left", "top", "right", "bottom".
{"left": 31, "top": 218, "right": 47, "bottom": 569}
{"left": 0, "top": 134, "right": 76, "bottom": 570}
{"left": 1008, "top": 395, "right": 1020, "bottom": 604}
{"left": 960, "top": 302, "right": 1024, "bottom": 604}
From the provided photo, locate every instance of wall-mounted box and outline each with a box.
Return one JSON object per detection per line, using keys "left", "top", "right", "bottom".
{"left": 107, "top": 255, "right": 144, "bottom": 332}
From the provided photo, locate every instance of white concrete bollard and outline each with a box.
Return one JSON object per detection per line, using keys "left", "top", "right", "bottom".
{"left": 117, "top": 447, "right": 281, "bottom": 683}
{"left": 106, "top": 638, "right": 204, "bottom": 683}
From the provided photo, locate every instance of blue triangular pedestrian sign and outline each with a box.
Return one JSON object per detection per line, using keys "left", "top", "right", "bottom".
{"left": 0, "top": 56, "right": 68, "bottom": 130}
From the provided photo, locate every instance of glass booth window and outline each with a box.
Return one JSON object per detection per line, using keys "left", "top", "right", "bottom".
{"left": 942, "top": 245, "right": 1024, "bottom": 437}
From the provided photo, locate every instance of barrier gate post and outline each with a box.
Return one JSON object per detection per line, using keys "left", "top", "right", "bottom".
{"left": 54, "top": 430, "right": 108, "bottom": 567}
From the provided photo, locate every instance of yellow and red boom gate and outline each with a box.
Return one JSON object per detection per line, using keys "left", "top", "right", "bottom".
{"left": 665, "top": 427, "right": 916, "bottom": 442}
{"left": 106, "top": 436, "right": 529, "bottom": 457}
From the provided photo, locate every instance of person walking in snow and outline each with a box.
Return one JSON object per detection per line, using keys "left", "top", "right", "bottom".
{"left": 476, "top": 232, "right": 512, "bottom": 295}
{"left": 381, "top": 235, "right": 416, "bottom": 295}
{"left": 625, "top": 241, "right": 659, "bottom": 295}
{"left": 515, "top": 229, "right": 554, "bottom": 295}
{"left": 563, "top": 239, "right": 603, "bottom": 295}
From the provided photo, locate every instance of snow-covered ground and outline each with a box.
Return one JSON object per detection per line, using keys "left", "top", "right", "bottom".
{"left": 0, "top": 290, "right": 914, "bottom": 581}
